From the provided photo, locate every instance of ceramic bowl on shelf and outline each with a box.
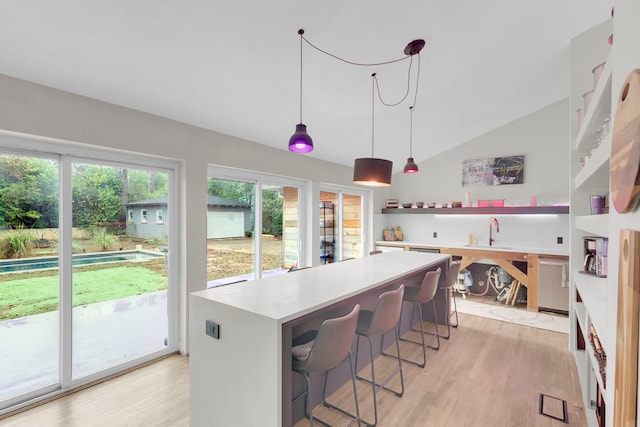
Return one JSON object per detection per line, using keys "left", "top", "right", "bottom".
{"left": 415, "top": 202, "right": 424, "bottom": 208}
{"left": 402, "top": 203, "right": 413, "bottom": 208}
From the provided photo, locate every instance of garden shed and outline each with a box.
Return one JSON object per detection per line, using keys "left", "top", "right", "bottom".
{"left": 126, "top": 195, "right": 251, "bottom": 240}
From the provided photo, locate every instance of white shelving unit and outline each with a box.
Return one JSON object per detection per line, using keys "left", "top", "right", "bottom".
{"left": 570, "top": 21, "right": 612, "bottom": 427}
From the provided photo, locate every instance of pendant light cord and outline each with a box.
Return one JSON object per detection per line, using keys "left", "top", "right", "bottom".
{"left": 300, "top": 30, "right": 420, "bottom": 108}
{"left": 371, "top": 74, "right": 376, "bottom": 157}
{"left": 409, "top": 106, "right": 414, "bottom": 157}
{"left": 300, "top": 33, "right": 410, "bottom": 67}
{"left": 298, "top": 30, "right": 304, "bottom": 123}
{"left": 372, "top": 54, "right": 421, "bottom": 107}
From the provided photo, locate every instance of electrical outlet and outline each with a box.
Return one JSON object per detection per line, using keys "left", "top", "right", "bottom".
{"left": 557, "top": 236, "right": 563, "bottom": 244}
{"left": 433, "top": 232, "right": 437, "bottom": 238}
{"left": 206, "top": 320, "right": 220, "bottom": 339}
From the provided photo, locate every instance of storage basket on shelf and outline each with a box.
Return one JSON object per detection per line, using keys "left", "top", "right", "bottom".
{"left": 477, "top": 199, "right": 505, "bottom": 207}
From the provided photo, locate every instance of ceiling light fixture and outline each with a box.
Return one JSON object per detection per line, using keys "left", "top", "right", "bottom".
{"left": 291, "top": 30, "right": 425, "bottom": 184}
{"left": 403, "top": 106, "right": 419, "bottom": 174}
{"left": 353, "top": 73, "right": 393, "bottom": 186}
{"left": 288, "top": 29, "right": 313, "bottom": 153}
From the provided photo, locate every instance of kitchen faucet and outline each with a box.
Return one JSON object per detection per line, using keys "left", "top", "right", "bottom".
{"left": 489, "top": 217, "right": 500, "bottom": 246}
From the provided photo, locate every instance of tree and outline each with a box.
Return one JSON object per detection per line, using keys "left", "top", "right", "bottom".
{"left": 208, "top": 179, "right": 254, "bottom": 206}
{"left": 262, "top": 190, "right": 283, "bottom": 236}
{"left": 72, "top": 164, "right": 122, "bottom": 227}
{"left": 0, "top": 156, "right": 59, "bottom": 228}
{"left": 127, "top": 169, "right": 168, "bottom": 202}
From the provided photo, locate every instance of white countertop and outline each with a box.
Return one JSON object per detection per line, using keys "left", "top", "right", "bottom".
{"left": 376, "top": 240, "right": 569, "bottom": 256}
{"left": 191, "top": 251, "right": 450, "bottom": 324}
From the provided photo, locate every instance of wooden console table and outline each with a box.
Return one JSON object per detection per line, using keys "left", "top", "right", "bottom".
{"left": 376, "top": 243, "right": 568, "bottom": 312}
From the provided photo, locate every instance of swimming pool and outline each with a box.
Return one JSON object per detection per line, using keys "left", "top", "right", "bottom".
{"left": 0, "top": 251, "right": 164, "bottom": 274}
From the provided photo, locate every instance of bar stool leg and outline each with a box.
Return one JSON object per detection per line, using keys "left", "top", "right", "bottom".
{"left": 391, "top": 301, "right": 440, "bottom": 368}
{"left": 355, "top": 331, "right": 404, "bottom": 426}
{"left": 451, "top": 289, "right": 459, "bottom": 328}
{"left": 321, "top": 353, "right": 361, "bottom": 427}
{"left": 435, "top": 288, "right": 453, "bottom": 340}
{"left": 408, "top": 300, "right": 440, "bottom": 350}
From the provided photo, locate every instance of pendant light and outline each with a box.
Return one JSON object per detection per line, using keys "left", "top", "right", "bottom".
{"left": 403, "top": 106, "right": 419, "bottom": 173}
{"left": 289, "top": 30, "right": 426, "bottom": 170}
{"left": 288, "top": 29, "right": 313, "bottom": 153}
{"left": 353, "top": 73, "right": 393, "bottom": 186}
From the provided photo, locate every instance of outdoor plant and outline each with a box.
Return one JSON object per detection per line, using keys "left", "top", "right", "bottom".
{"left": 94, "top": 228, "right": 116, "bottom": 251}
{"left": 0, "top": 225, "right": 35, "bottom": 259}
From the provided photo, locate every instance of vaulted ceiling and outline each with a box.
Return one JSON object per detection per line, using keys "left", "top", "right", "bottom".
{"left": 0, "top": 1, "right": 610, "bottom": 171}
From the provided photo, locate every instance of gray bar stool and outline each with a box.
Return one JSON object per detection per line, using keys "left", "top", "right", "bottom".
{"left": 394, "top": 268, "right": 441, "bottom": 368}
{"left": 439, "top": 261, "right": 461, "bottom": 339}
{"left": 355, "top": 285, "right": 405, "bottom": 427}
{"left": 292, "top": 304, "right": 362, "bottom": 426}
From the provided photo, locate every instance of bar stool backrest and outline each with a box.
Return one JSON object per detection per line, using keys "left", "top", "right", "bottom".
{"left": 413, "top": 268, "right": 441, "bottom": 304}
{"left": 366, "top": 285, "right": 405, "bottom": 336}
{"left": 298, "top": 304, "right": 360, "bottom": 373}
{"left": 443, "top": 261, "right": 461, "bottom": 289}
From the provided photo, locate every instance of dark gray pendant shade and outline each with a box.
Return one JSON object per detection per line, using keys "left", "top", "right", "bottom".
{"left": 352, "top": 158, "right": 393, "bottom": 186}
{"left": 403, "top": 157, "right": 419, "bottom": 173}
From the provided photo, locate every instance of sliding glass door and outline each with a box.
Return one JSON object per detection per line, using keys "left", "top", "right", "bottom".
{"left": 71, "top": 162, "right": 170, "bottom": 379}
{"left": 0, "top": 145, "right": 177, "bottom": 413}
{"left": 0, "top": 153, "right": 60, "bottom": 405}
{"left": 206, "top": 168, "right": 303, "bottom": 286}
{"left": 319, "top": 188, "right": 365, "bottom": 262}
{"left": 262, "top": 185, "right": 299, "bottom": 274}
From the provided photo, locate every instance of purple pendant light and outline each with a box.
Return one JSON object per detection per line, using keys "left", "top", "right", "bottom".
{"left": 403, "top": 106, "right": 419, "bottom": 174}
{"left": 289, "top": 29, "right": 313, "bottom": 153}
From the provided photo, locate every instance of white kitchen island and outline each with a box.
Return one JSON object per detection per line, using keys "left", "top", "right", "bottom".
{"left": 189, "top": 251, "right": 450, "bottom": 426}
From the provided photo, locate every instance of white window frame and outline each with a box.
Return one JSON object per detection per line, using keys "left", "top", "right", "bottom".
{"left": 318, "top": 183, "right": 371, "bottom": 261}
{"left": 0, "top": 130, "right": 181, "bottom": 412}
{"left": 141, "top": 209, "right": 148, "bottom": 224}
{"left": 156, "top": 209, "right": 164, "bottom": 224}
{"left": 207, "top": 165, "right": 307, "bottom": 276}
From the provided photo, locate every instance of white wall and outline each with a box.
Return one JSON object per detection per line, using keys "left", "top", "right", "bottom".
{"left": 374, "top": 100, "right": 571, "bottom": 250}
{"left": 0, "top": 73, "right": 376, "bottom": 353}
{"left": 377, "top": 213, "right": 569, "bottom": 254}
{"left": 388, "top": 99, "right": 570, "bottom": 207}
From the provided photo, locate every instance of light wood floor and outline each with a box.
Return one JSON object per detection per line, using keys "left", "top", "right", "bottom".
{"left": 1, "top": 313, "right": 586, "bottom": 426}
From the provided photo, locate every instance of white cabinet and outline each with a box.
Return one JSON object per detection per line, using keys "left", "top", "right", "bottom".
{"left": 570, "top": 20, "right": 612, "bottom": 427}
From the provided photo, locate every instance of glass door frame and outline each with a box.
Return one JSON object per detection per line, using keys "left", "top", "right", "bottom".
{"left": 0, "top": 132, "right": 180, "bottom": 414}
{"left": 207, "top": 165, "right": 308, "bottom": 278}
{"left": 318, "top": 184, "right": 371, "bottom": 262}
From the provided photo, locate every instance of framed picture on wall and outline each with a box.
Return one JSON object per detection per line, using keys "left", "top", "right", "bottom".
{"left": 462, "top": 155, "right": 524, "bottom": 186}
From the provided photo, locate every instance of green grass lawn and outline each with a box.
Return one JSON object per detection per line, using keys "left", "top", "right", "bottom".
{"left": 0, "top": 265, "right": 167, "bottom": 320}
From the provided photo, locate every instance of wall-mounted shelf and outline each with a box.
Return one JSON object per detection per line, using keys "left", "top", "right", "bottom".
{"left": 381, "top": 205, "right": 569, "bottom": 215}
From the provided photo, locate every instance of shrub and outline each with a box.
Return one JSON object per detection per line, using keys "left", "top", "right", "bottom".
{"left": 0, "top": 225, "right": 35, "bottom": 258}
{"left": 94, "top": 228, "right": 116, "bottom": 251}
{"left": 245, "top": 231, "right": 253, "bottom": 238}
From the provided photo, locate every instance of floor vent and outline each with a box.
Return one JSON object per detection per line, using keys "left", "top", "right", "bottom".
{"left": 539, "top": 393, "right": 568, "bottom": 423}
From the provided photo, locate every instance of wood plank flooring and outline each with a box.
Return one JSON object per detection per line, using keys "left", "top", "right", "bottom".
{"left": 0, "top": 313, "right": 586, "bottom": 426}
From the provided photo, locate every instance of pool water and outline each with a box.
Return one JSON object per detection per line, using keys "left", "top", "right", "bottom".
{"left": 0, "top": 251, "right": 164, "bottom": 274}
